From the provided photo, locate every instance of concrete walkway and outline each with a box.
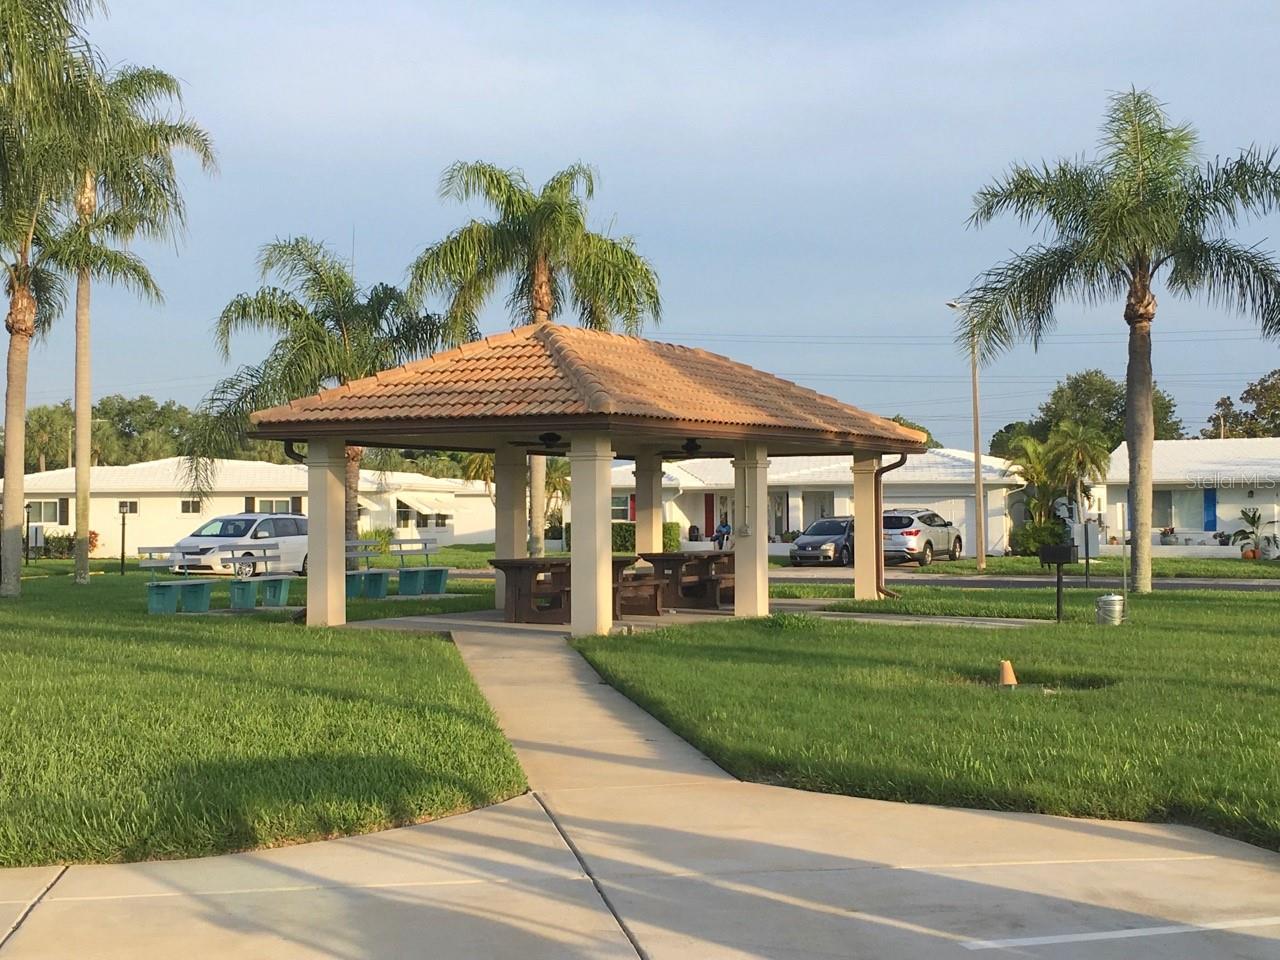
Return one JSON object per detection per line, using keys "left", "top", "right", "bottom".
{"left": 5, "top": 611, "right": 1279, "bottom": 958}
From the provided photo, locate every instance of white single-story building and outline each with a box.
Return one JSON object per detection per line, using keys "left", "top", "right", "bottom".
{"left": 1095, "top": 437, "right": 1280, "bottom": 552}
{"left": 610, "top": 448, "right": 1018, "bottom": 556}
{"left": 0, "top": 456, "right": 497, "bottom": 558}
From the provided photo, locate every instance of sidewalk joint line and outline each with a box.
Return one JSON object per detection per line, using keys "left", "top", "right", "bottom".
{"left": 0, "top": 866, "right": 66, "bottom": 953}
{"left": 532, "top": 791, "right": 649, "bottom": 960}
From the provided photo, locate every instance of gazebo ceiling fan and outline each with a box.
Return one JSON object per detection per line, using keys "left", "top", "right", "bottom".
{"left": 659, "top": 437, "right": 723, "bottom": 459}
{"left": 507, "top": 432, "right": 568, "bottom": 451}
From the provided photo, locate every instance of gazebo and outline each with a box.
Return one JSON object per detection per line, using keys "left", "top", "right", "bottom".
{"left": 249, "top": 324, "right": 928, "bottom": 635}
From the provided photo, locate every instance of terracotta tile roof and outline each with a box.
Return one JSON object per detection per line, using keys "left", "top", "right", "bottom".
{"left": 250, "top": 324, "right": 927, "bottom": 449}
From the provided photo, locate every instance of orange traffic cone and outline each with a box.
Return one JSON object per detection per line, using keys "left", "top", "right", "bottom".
{"left": 998, "top": 660, "right": 1018, "bottom": 688}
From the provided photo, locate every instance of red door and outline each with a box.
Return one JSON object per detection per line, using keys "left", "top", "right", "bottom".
{"left": 704, "top": 493, "right": 715, "bottom": 536}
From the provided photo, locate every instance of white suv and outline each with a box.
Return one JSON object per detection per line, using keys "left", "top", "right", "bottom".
{"left": 172, "top": 513, "right": 309, "bottom": 576}
{"left": 882, "top": 508, "right": 961, "bottom": 566}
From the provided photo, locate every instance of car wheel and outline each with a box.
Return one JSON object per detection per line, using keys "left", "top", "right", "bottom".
{"left": 918, "top": 542, "right": 933, "bottom": 567}
{"left": 839, "top": 545, "right": 852, "bottom": 566}
{"left": 950, "top": 537, "right": 962, "bottom": 561}
{"left": 300, "top": 554, "right": 308, "bottom": 576}
{"left": 236, "top": 553, "right": 258, "bottom": 578}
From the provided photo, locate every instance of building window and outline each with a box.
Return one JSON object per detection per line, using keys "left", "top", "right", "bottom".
{"left": 435, "top": 513, "right": 448, "bottom": 528}
{"left": 118, "top": 501, "right": 138, "bottom": 515}
{"left": 26, "top": 500, "right": 59, "bottom": 523}
{"left": 1151, "top": 490, "right": 1173, "bottom": 529}
{"left": 257, "top": 498, "right": 290, "bottom": 514}
{"left": 180, "top": 499, "right": 201, "bottom": 514}
{"left": 610, "top": 495, "right": 630, "bottom": 521}
{"left": 395, "top": 500, "right": 413, "bottom": 529}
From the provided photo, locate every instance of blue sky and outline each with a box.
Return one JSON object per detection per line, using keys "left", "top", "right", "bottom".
{"left": 22, "top": 0, "right": 1280, "bottom": 447}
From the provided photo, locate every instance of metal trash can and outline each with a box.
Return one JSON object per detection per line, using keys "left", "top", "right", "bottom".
{"left": 1096, "top": 594, "right": 1125, "bottom": 625}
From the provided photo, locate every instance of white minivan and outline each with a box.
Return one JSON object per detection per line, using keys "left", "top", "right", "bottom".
{"left": 172, "top": 513, "right": 309, "bottom": 577}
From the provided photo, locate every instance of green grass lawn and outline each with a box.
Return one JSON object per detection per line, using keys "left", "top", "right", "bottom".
{"left": 574, "top": 587, "right": 1280, "bottom": 850}
{"left": 921, "top": 554, "right": 1280, "bottom": 579}
{"left": 0, "top": 562, "right": 523, "bottom": 866}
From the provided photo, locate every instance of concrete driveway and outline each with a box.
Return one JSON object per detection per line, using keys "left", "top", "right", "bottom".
{"left": 5, "top": 610, "right": 1278, "bottom": 958}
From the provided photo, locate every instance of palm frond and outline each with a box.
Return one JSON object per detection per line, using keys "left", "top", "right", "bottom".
{"left": 968, "top": 159, "right": 1098, "bottom": 237}
{"left": 438, "top": 160, "right": 533, "bottom": 219}
{"left": 958, "top": 241, "right": 1122, "bottom": 362}
{"left": 1167, "top": 236, "right": 1280, "bottom": 337}
{"left": 568, "top": 231, "right": 661, "bottom": 334}
{"left": 1185, "top": 148, "right": 1280, "bottom": 234}
{"left": 214, "top": 286, "right": 312, "bottom": 357}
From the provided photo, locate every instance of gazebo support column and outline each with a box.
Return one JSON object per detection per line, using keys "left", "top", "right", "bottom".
{"left": 633, "top": 449, "right": 664, "bottom": 555}
{"left": 733, "top": 442, "right": 770, "bottom": 617}
{"left": 306, "top": 437, "right": 347, "bottom": 627}
{"left": 569, "top": 432, "right": 614, "bottom": 636}
{"left": 853, "top": 453, "right": 880, "bottom": 600}
{"left": 493, "top": 446, "right": 529, "bottom": 610}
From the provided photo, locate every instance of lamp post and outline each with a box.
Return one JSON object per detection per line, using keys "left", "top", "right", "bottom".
{"left": 24, "top": 503, "right": 32, "bottom": 566}
{"left": 947, "top": 300, "right": 986, "bottom": 573}
{"left": 118, "top": 502, "right": 128, "bottom": 576}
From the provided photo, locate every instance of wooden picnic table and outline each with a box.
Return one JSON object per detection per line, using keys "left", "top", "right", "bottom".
{"left": 489, "top": 556, "right": 663, "bottom": 624}
{"left": 638, "top": 551, "right": 736, "bottom": 609}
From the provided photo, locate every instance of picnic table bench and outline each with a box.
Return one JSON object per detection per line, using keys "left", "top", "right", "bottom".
{"left": 488, "top": 556, "right": 665, "bottom": 624}
{"left": 139, "top": 547, "right": 218, "bottom": 615}
{"left": 218, "top": 541, "right": 298, "bottom": 610}
{"left": 638, "top": 551, "right": 736, "bottom": 609}
{"left": 346, "top": 540, "right": 393, "bottom": 599}
{"left": 386, "top": 537, "right": 447, "bottom": 595}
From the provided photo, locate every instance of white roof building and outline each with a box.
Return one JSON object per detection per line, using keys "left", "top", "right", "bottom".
{"left": 1095, "top": 438, "right": 1280, "bottom": 545}
{"left": 611, "top": 448, "right": 1019, "bottom": 556}
{"left": 1, "top": 457, "right": 496, "bottom": 558}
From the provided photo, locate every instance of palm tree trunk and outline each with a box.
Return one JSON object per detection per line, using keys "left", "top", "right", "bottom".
{"left": 73, "top": 267, "right": 92, "bottom": 582}
{"left": 344, "top": 445, "right": 362, "bottom": 566}
{"left": 1125, "top": 280, "right": 1156, "bottom": 593}
{"left": 527, "top": 254, "right": 553, "bottom": 556}
{"left": 2, "top": 284, "right": 37, "bottom": 598}
{"left": 73, "top": 173, "right": 96, "bottom": 586}
{"left": 529, "top": 454, "right": 545, "bottom": 557}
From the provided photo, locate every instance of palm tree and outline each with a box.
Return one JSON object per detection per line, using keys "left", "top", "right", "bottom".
{"left": 544, "top": 456, "right": 570, "bottom": 514}
{"left": 1004, "top": 435, "right": 1059, "bottom": 526}
{"left": 960, "top": 89, "right": 1280, "bottom": 592}
{"left": 461, "top": 453, "right": 495, "bottom": 501}
{"left": 1, "top": 72, "right": 160, "bottom": 596}
{"left": 409, "top": 160, "right": 661, "bottom": 556}
{"left": 1045, "top": 421, "right": 1110, "bottom": 519}
{"left": 66, "top": 64, "right": 215, "bottom": 585}
{"left": 191, "top": 237, "right": 445, "bottom": 544}
{"left": 25, "top": 403, "right": 70, "bottom": 471}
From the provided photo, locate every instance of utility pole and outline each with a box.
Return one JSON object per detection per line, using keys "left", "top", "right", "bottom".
{"left": 948, "top": 300, "right": 986, "bottom": 572}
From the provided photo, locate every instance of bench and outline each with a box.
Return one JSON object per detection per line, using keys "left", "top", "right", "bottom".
{"left": 614, "top": 572, "right": 664, "bottom": 618}
{"left": 138, "top": 547, "right": 218, "bottom": 615}
{"left": 346, "top": 540, "right": 393, "bottom": 599}
{"left": 489, "top": 558, "right": 573, "bottom": 623}
{"left": 218, "top": 542, "right": 298, "bottom": 610}
{"left": 386, "top": 538, "right": 448, "bottom": 596}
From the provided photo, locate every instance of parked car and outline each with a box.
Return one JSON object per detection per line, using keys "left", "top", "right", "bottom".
{"left": 882, "top": 508, "right": 961, "bottom": 566}
{"left": 172, "top": 513, "right": 309, "bottom": 576}
{"left": 789, "top": 516, "right": 853, "bottom": 566}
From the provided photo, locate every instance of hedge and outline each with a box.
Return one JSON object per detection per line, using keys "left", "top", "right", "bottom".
{"left": 565, "top": 521, "right": 681, "bottom": 553}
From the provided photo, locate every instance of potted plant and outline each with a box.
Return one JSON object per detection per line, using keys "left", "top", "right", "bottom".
{"left": 1231, "top": 508, "right": 1268, "bottom": 560}
{"left": 1159, "top": 526, "right": 1177, "bottom": 545}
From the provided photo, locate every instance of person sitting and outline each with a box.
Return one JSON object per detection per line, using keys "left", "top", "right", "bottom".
{"left": 712, "top": 514, "right": 732, "bottom": 550}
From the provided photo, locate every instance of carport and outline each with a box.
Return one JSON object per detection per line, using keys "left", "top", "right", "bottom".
{"left": 248, "top": 323, "right": 927, "bottom": 635}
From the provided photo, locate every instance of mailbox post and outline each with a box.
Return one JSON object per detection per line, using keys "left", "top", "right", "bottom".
{"left": 1038, "top": 542, "right": 1079, "bottom": 622}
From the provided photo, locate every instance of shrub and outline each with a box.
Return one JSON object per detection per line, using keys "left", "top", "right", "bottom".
{"left": 42, "top": 533, "right": 75, "bottom": 559}
{"left": 364, "top": 526, "right": 395, "bottom": 554}
{"left": 565, "top": 521, "right": 681, "bottom": 553}
{"left": 1009, "top": 520, "right": 1067, "bottom": 557}
{"left": 662, "top": 521, "right": 681, "bottom": 553}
